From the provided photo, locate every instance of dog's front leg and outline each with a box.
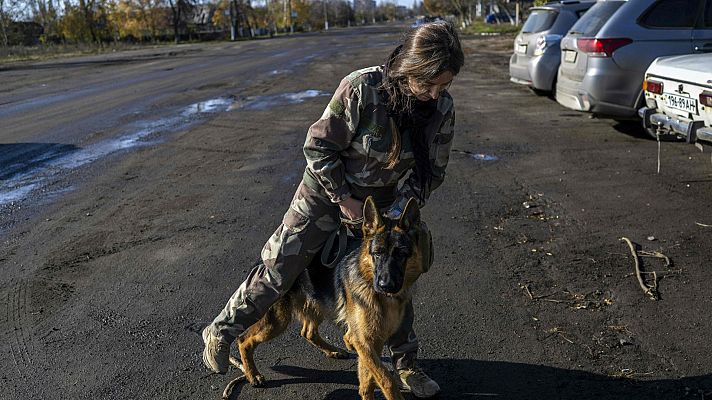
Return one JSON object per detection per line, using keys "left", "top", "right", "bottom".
{"left": 357, "top": 361, "right": 376, "bottom": 400}
{"left": 352, "top": 341, "right": 404, "bottom": 400}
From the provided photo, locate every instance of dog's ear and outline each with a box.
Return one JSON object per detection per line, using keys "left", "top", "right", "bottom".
{"left": 362, "top": 196, "right": 383, "bottom": 237}
{"left": 398, "top": 197, "right": 420, "bottom": 231}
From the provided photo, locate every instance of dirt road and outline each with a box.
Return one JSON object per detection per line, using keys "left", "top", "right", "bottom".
{"left": 1, "top": 24, "right": 711, "bottom": 399}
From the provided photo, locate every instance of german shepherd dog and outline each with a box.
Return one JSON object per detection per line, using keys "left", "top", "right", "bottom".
{"left": 229, "top": 196, "right": 430, "bottom": 400}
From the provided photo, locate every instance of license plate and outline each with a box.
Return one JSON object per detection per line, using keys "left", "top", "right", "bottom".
{"left": 516, "top": 43, "right": 527, "bottom": 54}
{"left": 563, "top": 50, "right": 577, "bottom": 63}
{"left": 665, "top": 93, "right": 698, "bottom": 115}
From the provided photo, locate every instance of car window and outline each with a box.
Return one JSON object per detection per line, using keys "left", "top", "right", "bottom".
{"left": 640, "top": 0, "right": 701, "bottom": 28}
{"left": 568, "top": 1, "right": 625, "bottom": 36}
{"left": 522, "top": 9, "right": 558, "bottom": 33}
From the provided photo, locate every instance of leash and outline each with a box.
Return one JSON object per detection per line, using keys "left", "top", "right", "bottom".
{"left": 321, "top": 216, "right": 363, "bottom": 268}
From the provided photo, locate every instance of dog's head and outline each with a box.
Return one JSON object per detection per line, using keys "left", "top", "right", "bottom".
{"left": 361, "top": 196, "right": 427, "bottom": 296}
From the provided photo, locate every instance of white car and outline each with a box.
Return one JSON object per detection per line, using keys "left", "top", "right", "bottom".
{"left": 638, "top": 53, "right": 712, "bottom": 143}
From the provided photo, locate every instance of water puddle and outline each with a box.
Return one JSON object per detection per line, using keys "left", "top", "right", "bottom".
{"left": 270, "top": 69, "right": 292, "bottom": 75}
{"left": 229, "top": 90, "right": 330, "bottom": 111}
{"left": 453, "top": 149, "right": 500, "bottom": 161}
{"left": 181, "top": 98, "right": 233, "bottom": 116}
{"left": 0, "top": 98, "right": 229, "bottom": 208}
{"left": 0, "top": 90, "right": 330, "bottom": 209}
{"left": 470, "top": 153, "right": 499, "bottom": 161}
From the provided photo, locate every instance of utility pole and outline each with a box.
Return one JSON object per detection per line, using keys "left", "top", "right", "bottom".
{"left": 371, "top": 0, "right": 375, "bottom": 24}
{"left": 229, "top": 0, "right": 237, "bottom": 40}
{"left": 323, "top": 0, "right": 329, "bottom": 30}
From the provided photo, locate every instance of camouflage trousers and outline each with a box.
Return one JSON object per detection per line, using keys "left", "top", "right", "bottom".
{"left": 207, "top": 180, "right": 420, "bottom": 369}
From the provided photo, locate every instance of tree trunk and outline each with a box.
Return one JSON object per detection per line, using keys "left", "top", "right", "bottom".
{"left": 169, "top": 0, "right": 181, "bottom": 43}
{"left": 0, "top": 0, "right": 8, "bottom": 48}
{"left": 229, "top": 0, "right": 238, "bottom": 40}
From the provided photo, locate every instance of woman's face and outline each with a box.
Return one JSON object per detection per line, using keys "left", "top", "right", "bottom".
{"left": 407, "top": 71, "right": 454, "bottom": 102}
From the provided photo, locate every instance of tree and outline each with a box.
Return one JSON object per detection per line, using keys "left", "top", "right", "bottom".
{"left": 107, "top": 0, "right": 168, "bottom": 42}
{"left": 449, "top": 0, "right": 472, "bottom": 26}
{"left": 423, "top": 0, "right": 453, "bottom": 16}
{"left": 166, "top": 0, "right": 193, "bottom": 43}
{"left": 30, "top": 0, "right": 60, "bottom": 42}
{"left": 0, "top": 0, "right": 17, "bottom": 46}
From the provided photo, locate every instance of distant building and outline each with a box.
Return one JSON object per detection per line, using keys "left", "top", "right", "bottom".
{"left": 191, "top": 4, "right": 216, "bottom": 28}
{"left": 6, "top": 21, "right": 44, "bottom": 46}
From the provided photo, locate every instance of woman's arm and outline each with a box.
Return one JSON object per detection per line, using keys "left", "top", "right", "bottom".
{"left": 303, "top": 78, "right": 362, "bottom": 204}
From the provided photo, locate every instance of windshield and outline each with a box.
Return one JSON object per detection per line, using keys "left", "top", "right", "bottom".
{"left": 568, "top": 1, "right": 625, "bottom": 36}
{"left": 522, "top": 9, "right": 558, "bottom": 33}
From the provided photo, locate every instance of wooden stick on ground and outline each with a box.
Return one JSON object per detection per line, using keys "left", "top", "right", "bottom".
{"left": 620, "top": 237, "right": 659, "bottom": 301}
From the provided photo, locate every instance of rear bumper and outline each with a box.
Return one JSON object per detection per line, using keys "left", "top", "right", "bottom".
{"left": 509, "top": 54, "right": 532, "bottom": 86}
{"left": 697, "top": 127, "right": 712, "bottom": 144}
{"left": 557, "top": 59, "right": 641, "bottom": 117}
{"left": 510, "top": 52, "right": 558, "bottom": 92}
{"left": 556, "top": 75, "right": 591, "bottom": 111}
{"left": 638, "top": 106, "right": 706, "bottom": 143}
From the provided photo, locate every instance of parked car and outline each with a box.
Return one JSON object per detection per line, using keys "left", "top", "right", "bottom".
{"left": 638, "top": 53, "right": 712, "bottom": 142}
{"left": 556, "top": 0, "right": 712, "bottom": 119}
{"left": 486, "top": 12, "right": 514, "bottom": 24}
{"left": 411, "top": 16, "right": 444, "bottom": 28}
{"left": 509, "top": 0, "right": 595, "bottom": 94}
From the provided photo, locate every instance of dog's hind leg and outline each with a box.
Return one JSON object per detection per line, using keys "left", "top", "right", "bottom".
{"left": 237, "top": 301, "right": 291, "bottom": 387}
{"left": 298, "top": 305, "right": 349, "bottom": 359}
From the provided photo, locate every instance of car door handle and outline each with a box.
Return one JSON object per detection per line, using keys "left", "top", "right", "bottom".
{"left": 694, "top": 43, "right": 712, "bottom": 53}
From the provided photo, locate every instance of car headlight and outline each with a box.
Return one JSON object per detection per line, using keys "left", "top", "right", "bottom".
{"left": 534, "top": 34, "right": 562, "bottom": 56}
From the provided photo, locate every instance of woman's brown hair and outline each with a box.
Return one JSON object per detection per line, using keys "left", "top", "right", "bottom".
{"left": 380, "top": 21, "right": 464, "bottom": 197}
{"left": 381, "top": 21, "right": 465, "bottom": 118}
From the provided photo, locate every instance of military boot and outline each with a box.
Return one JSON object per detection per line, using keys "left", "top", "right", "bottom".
{"left": 202, "top": 326, "right": 231, "bottom": 374}
{"left": 397, "top": 367, "right": 441, "bottom": 398}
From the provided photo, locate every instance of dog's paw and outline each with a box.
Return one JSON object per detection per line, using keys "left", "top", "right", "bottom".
{"left": 327, "top": 349, "right": 350, "bottom": 359}
{"left": 248, "top": 374, "right": 266, "bottom": 387}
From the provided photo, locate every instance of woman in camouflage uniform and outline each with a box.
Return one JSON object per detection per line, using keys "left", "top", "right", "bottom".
{"left": 203, "top": 21, "right": 464, "bottom": 398}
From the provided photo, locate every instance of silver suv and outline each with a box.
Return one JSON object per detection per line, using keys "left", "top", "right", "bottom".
{"left": 556, "top": 0, "right": 712, "bottom": 119}
{"left": 510, "top": 1, "right": 595, "bottom": 94}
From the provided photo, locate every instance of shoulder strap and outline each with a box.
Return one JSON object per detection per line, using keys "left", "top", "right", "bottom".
{"left": 321, "top": 223, "right": 348, "bottom": 268}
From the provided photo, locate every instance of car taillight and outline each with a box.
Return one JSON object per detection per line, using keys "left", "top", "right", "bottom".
{"left": 643, "top": 79, "right": 663, "bottom": 95}
{"left": 700, "top": 91, "right": 712, "bottom": 107}
{"left": 576, "top": 38, "right": 633, "bottom": 57}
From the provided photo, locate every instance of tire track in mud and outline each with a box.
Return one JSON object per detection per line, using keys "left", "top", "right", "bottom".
{"left": 4, "top": 279, "right": 43, "bottom": 397}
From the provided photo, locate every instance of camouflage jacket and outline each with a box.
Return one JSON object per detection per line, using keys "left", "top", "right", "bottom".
{"left": 302, "top": 65, "right": 455, "bottom": 210}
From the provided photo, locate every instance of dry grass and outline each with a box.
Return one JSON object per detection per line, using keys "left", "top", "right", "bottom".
{"left": 0, "top": 42, "right": 173, "bottom": 63}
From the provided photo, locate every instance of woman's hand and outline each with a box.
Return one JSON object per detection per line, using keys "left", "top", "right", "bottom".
{"left": 338, "top": 197, "right": 364, "bottom": 221}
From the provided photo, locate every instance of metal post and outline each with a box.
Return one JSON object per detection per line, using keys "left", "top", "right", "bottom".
{"left": 323, "top": 0, "right": 329, "bottom": 30}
